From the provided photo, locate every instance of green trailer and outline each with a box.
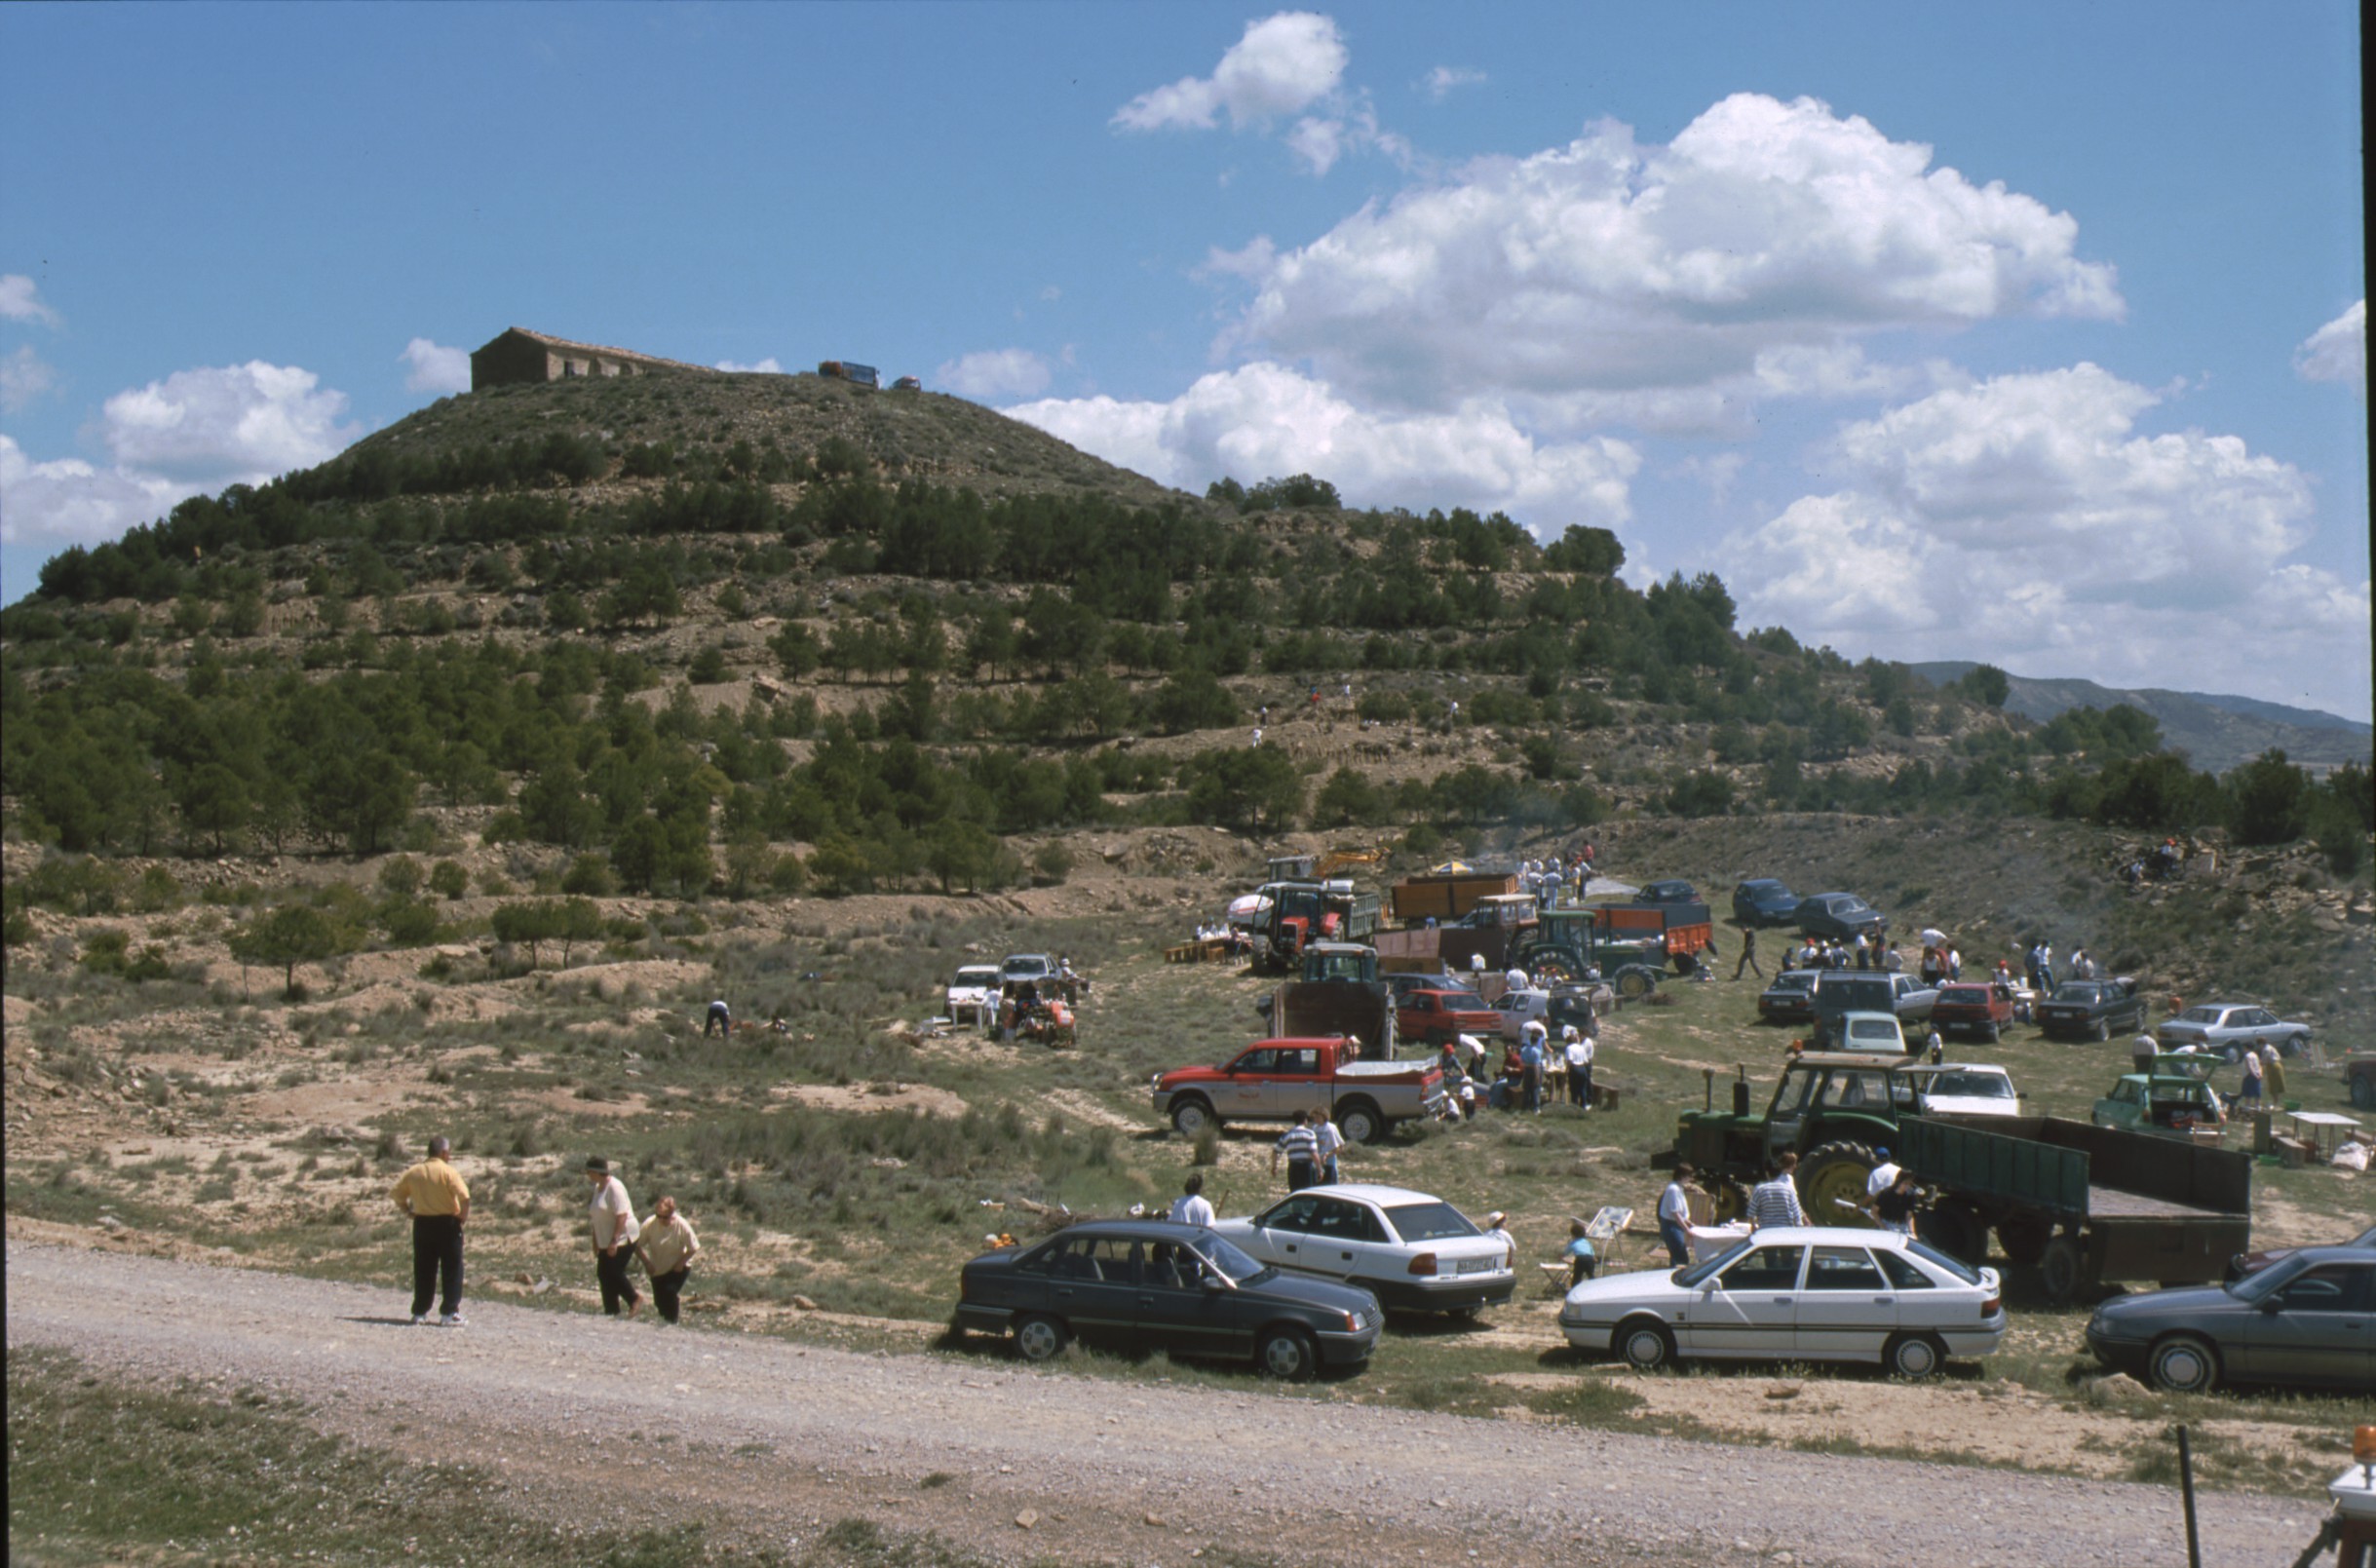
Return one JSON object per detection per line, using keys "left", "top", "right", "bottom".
{"left": 1897, "top": 1115, "right": 2252, "bottom": 1306}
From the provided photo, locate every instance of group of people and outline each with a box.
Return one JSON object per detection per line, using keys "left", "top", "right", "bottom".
{"left": 1653, "top": 1148, "right": 1920, "bottom": 1268}
{"left": 2022, "top": 939, "right": 2102, "bottom": 994}
{"left": 1783, "top": 934, "right": 1903, "bottom": 973}
{"left": 390, "top": 1138, "right": 702, "bottom": 1327}
{"left": 1518, "top": 847, "right": 1596, "bottom": 907}
{"left": 1428, "top": 1016, "right": 1596, "bottom": 1118}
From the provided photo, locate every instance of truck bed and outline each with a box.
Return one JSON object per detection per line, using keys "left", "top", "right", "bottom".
{"left": 2085, "top": 1186, "right": 2235, "bottom": 1222}
{"left": 1901, "top": 1114, "right": 2252, "bottom": 1222}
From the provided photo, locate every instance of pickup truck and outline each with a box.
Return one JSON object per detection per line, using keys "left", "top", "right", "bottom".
{"left": 1397, "top": 989, "right": 1503, "bottom": 1049}
{"left": 1150, "top": 1037, "right": 1448, "bottom": 1146}
{"left": 1932, "top": 980, "right": 2018, "bottom": 1043}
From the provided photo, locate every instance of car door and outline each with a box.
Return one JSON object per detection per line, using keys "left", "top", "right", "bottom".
{"left": 1265, "top": 1045, "right": 1327, "bottom": 1119}
{"left": 1135, "top": 1238, "right": 1244, "bottom": 1359}
{"left": 1793, "top": 1244, "right": 1897, "bottom": 1362}
{"left": 1681, "top": 1243, "right": 1805, "bottom": 1358}
{"left": 1044, "top": 1237, "right": 1144, "bottom": 1348}
{"left": 1297, "top": 1195, "right": 1383, "bottom": 1285}
{"left": 1224, "top": 1049, "right": 1277, "bottom": 1118}
{"left": 1245, "top": 1195, "right": 1321, "bottom": 1274}
{"left": 2242, "top": 1262, "right": 2374, "bottom": 1388}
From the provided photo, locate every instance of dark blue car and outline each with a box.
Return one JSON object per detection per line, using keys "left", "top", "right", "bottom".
{"left": 1732, "top": 879, "right": 1801, "bottom": 927}
{"left": 953, "top": 1220, "right": 1383, "bottom": 1380}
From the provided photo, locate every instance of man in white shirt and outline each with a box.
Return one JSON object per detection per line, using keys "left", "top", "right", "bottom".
{"left": 1504, "top": 966, "right": 1529, "bottom": 994}
{"left": 1866, "top": 1147, "right": 1901, "bottom": 1200}
{"left": 1312, "top": 1112, "right": 1346, "bottom": 1184}
{"left": 1657, "top": 1166, "right": 1696, "bottom": 1265}
{"left": 1563, "top": 1025, "right": 1594, "bottom": 1110}
{"left": 585, "top": 1156, "right": 643, "bottom": 1319}
{"left": 1169, "top": 1172, "right": 1215, "bottom": 1228}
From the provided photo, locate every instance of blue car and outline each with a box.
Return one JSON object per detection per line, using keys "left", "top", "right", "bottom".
{"left": 1732, "top": 878, "right": 1801, "bottom": 927}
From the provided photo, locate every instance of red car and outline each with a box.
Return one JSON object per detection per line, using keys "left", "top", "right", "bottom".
{"left": 1932, "top": 981, "right": 2017, "bottom": 1043}
{"left": 1396, "top": 989, "right": 1502, "bottom": 1048}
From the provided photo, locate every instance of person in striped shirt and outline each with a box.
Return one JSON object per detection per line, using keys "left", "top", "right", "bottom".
{"left": 1270, "top": 1110, "right": 1321, "bottom": 1191}
{"left": 1748, "top": 1153, "right": 1807, "bottom": 1230}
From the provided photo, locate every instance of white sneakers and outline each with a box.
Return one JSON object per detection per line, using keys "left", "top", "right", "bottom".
{"left": 440, "top": 1313, "right": 466, "bottom": 1327}
{"left": 411, "top": 1314, "right": 430, "bottom": 1325}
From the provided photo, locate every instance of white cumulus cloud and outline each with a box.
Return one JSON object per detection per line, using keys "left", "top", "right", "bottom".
{"left": 1222, "top": 94, "right": 2122, "bottom": 422}
{"left": 2294, "top": 299, "right": 2364, "bottom": 395}
{"left": 938, "top": 349, "right": 1053, "bottom": 400}
{"left": 2, "top": 344, "right": 58, "bottom": 412}
{"left": 714, "top": 357, "right": 786, "bottom": 374}
{"left": 0, "top": 274, "right": 62, "bottom": 327}
{"left": 400, "top": 337, "right": 472, "bottom": 395}
{"left": 1420, "top": 65, "right": 1484, "bottom": 102}
{"left": 1727, "top": 363, "right": 2370, "bottom": 716}
{"left": 1005, "top": 361, "right": 1637, "bottom": 534}
{"left": 1, "top": 361, "right": 363, "bottom": 553}
{"left": 1114, "top": 12, "right": 1348, "bottom": 132}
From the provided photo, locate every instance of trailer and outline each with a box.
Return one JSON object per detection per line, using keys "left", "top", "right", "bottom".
{"left": 1388, "top": 867, "right": 1517, "bottom": 925}
{"left": 818, "top": 361, "right": 879, "bottom": 389}
{"left": 1897, "top": 1115, "right": 2252, "bottom": 1306}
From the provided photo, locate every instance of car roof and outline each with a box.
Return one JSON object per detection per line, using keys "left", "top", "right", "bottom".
{"left": 1279, "top": 1183, "right": 1443, "bottom": 1206}
{"left": 1715, "top": 1225, "right": 1916, "bottom": 1249}
{"left": 1788, "top": 1052, "right": 1915, "bottom": 1069}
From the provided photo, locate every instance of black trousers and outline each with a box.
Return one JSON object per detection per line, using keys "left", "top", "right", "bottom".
{"left": 411, "top": 1215, "right": 463, "bottom": 1318}
{"left": 594, "top": 1244, "right": 641, "bottom": 1314}
{"left": 650, "top": 1267, "right": 688, "bottom": 1323}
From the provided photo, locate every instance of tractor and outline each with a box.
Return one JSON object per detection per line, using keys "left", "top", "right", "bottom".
{"left": 1671, "top": 1051, "right": 1922, "bottom": 1223}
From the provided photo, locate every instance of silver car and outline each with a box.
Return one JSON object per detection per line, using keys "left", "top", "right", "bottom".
{"left": 2084, "top": 1244, "right": 2374, "bottom": 1394}
{"left": 2155, "top": 1003, "right": 2311, "bottom": 1062}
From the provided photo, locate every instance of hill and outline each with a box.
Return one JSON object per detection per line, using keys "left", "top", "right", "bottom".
{"left": 1908, "top": 662, "right": 2372, "bottom": 775}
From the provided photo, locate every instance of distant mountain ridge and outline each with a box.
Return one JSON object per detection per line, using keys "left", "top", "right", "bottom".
{"left": 1908, "top": 662, "right": 2371, "bottom": 775}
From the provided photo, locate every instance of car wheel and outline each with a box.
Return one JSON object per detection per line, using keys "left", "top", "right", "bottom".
{"left": 2038, "top": 1236, "right": 2089, "bottom": 1307}
{"left": 2221, "top": 1043, "right": 2242, "bottom": 1066}
{"left": 1014, "top": 1314, "right": 1068, "bottom": 1363}
{"left": 2091, "top": 1018, "right": 2110, "bottom": 1043}
{"left": 1336, "top": 1099, "right": 1383, "bottom": 1146}
{"left": 2284, "top": 1032, "right": 2308, "bottom": 1059}
{"left": 2147, "top": 1334, "right": 2220, "bottom": 1395}
{"left": 1795, "top": 1142, "right": 1880, "bottom": 1228}
{"left": 1170, "top": 1098, "right": 1217, "bottom": 1137}
{"left": 1884, "top": 1332, "right": 1947, "bottom": 1380}
{"left": 1982, "top": 1021, "right": 2000, "bottom": 1044}
{"left": 1256, "top": 1325, "right": 1317, "bottom": 1381}
{"left": 1616, "top": 1318, "right": 1675, "bottom": 1371}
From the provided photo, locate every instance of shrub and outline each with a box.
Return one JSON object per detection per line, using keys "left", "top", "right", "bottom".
{"left": 428, "top": 860, "right": 469, "bottom": 901}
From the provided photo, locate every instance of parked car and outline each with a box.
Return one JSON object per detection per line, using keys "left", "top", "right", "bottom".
{"left": 1149, "top": 1036, "right": 1448, "bottom": 1145}
{"left": 1732, "top": 878, "right": 1802, "bottom": 928}
{"left": 1396, "top": 988, "right": 1504, "bottom": 1050}
{"left": 2155, "top": 1003, "right": 2313, "bottom": 1062}
{"left": 2084, "top": 1244, "right": 2375, "bottom": 1394}
{"left": 1558, "top": 1226, "right": 2005, "bottom": 1378}
{"left": 1898, "top": 1063, "right": 2022, "bottom": 1120}
{"left": 1795, "top": 893, "right": 1887, "bottom": 941}
{"left": 1832, "top": 1011, "right": 1909, "bottom": 1054}
{"left": 1811, "top": 970, "right": 1935, "bottom": 1040}
{"left": 946, "top": 964, "right": 1002, "bottom": 1024}
{"left": 952, "top": 1220, "right": 1382, "bottom": 1380}
{"left": 1634, "top": 879, "right": 1701, "bottom": 905}
{"left": 1486, "top": 987, "right": 1555, "bottom": 1041}
{"left": 2226, "top": 1222, "right": 2376, "bottom": 1282}
{"left": 1384, "top": 971, "right": 1478, "bottom": 1005}
{"left": 2036, "top": 977, "right": 2148, "bottom": 1042}
{"left": 1757, "top": 970, "right": 1820, "bottom": 1026}
{"left": 1000, "top": 953, "right": 1054, "bottom": 984}
{"left": 1932, "top": 981, "right": 2018, "bottom": 1043}
{"left": 2092, "top": 1057, "right": 2227, "bottom": 1136}
{"left": 1210, "top": 1183, "right": 1514, "bottom": 1315}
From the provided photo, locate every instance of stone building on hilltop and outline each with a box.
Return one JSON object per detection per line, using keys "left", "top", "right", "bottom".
{"left": 470, "top": 327, "right": 704, "bottom": 391}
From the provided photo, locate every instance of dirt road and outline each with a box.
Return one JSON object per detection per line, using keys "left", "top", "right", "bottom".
{"left": 4, "top": 1241, "right": 2335, "bottom": 1567}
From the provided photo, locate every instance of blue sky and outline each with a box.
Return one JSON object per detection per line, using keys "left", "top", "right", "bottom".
{"left": 3, "top": 3, "right": 2366, "bottom": 719}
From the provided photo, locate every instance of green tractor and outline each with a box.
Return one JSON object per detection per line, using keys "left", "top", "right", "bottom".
{"left": 1671, "top": 1051, "right": 1918, "bottom": 1224}
{"left": 1514, "top": 907, "right": 1670, "bottom": 1000}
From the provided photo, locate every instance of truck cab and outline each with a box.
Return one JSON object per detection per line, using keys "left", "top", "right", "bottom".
{"left": 2092, "top": 1055, "right": 2227, "bottom": 1136}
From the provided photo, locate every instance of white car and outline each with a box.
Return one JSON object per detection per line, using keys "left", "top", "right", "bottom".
{"left": 1832, "top": 1009, "right": 1907, "bottom": 1053}
{"left": 1558, "top": 1225, "right": 2004, "bottom": 1378}
{"left": 1488, "top": 987, "right": 1554, "bottom": 1041}
{"left": 1000, "top": 953, "right": 1054, "bottom": 984}
{"left": 1210, "top": 1183, "right": 1515, "bottom": 1315}
{"left": 945, "top": 964, "right": 1002, "bottom": 1024}
{"left": 1900, "top": 1063, "right": 2021, "bottom": 1119}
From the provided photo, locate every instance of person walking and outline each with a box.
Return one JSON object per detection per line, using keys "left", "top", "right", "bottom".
{"left": 1657, "top": 1166, "right": 1696, "bottom": 1266}
{"left": 584, "top": 1156, "right": 643, "bottom": 1319}
{"left": 1517, "top": 1022, "right": 1548, "bottom": 1113}
{"left": 705, "top": 998, "right": 732, "bottom": 1038}
{"left": 391, "top": 1134, "right": 470, "bottom": 1326}
{"left": 1169, "top": 1172, "right": 1216, "bottom": 1227}
{"left": 2238, "top": 1048, "right": 2265, "bottom": 1111}
{"left": 635, "top": 1195, "right": 700, "bottom": 1325}
{"left": 1312, "top": 1110, "right": 1346, "bottom": 1185}
{"left": 1748, "top": 1154, "right": 1808, "bottom": 1230}
{"left": 1733, "top": 926, "right": 1763, "bottom": 980}
{"left": 1271, "top": 1110, "right": 1321, "bottom": 1192}
{"left": 1563, "top": 1025, "right": 1593, "bottom": 1109}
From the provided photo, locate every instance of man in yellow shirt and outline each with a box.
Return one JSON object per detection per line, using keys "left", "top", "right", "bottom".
{"left": 391, "top": 1135, "right": 470, "bottom": 1326}
{"left": 635, "top": 1195, "right": 701, "bottom": 1324}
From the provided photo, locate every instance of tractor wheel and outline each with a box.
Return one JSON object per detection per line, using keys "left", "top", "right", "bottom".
{"left": 1795, "top": 1143, "right": 1881, "bottom": 1228}
{"left": 1528, "top": 950, "right": 1580, "bottom": 984}
{"left": 1613, "top": 966, "right": 1659, "bottom": 1001}
{"left": 1924, "top": 1200, "right": 1989, "bottom": 1269}
{"left": 1995, "top": 1217, "right": 2052, "bottom": 1269}
{"left": 1700, "top": 1176, "right": 1750, "bottom": 1226}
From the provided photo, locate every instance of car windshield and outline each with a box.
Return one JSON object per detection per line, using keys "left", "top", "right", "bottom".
{"left": 2226, "top": 1252, "right": 2315, "bottom": 1303}
{"left": 956, "top": 968, "right": 999, "bottom": 985}
{"left": 1770, "top": 973, "right": 1815, "bottom": 993}
{"left": 1383, "top": 1201, "right": 1479, "bottom": 1243}
{"left": 1194, "top": 1235, "right": 1273, "bottom": 1283}
{"left": 1904, "top": 1240, "right": 1983, "bottom": 1285}
{"left": 1926, "top": 1071, "right": 2013, "bottom": 1098}
{"left": 1937, "top": 986, "right": 1988, "bottom": 1004}
{"left": 1674, "top": 1236, "right": 1755, "bottom": 1287}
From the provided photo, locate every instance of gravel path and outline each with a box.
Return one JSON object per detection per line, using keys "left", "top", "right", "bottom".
{"left": 5, "top": 1240, "right": 2335, "bottom": 1567}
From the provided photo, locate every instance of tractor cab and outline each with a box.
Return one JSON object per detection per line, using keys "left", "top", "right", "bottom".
{"left": 1299, "top": 941, "right": 1380, "bottom": 983}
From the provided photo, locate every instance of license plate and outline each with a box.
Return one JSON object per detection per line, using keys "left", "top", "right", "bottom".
{"left": 1455, "top": 1256, "right": 1496, "bottom": 1275}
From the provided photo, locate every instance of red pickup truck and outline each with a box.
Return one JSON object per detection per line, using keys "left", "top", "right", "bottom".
{"left": 1396, "top": 988, "right": 1503, "bottom": 1049}
{"left": 1149, "top": 1036, "right": 1449, "bottom": 1146}
{"left": 1932, "top": 980, "right": 2017, "bottom": 1043}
